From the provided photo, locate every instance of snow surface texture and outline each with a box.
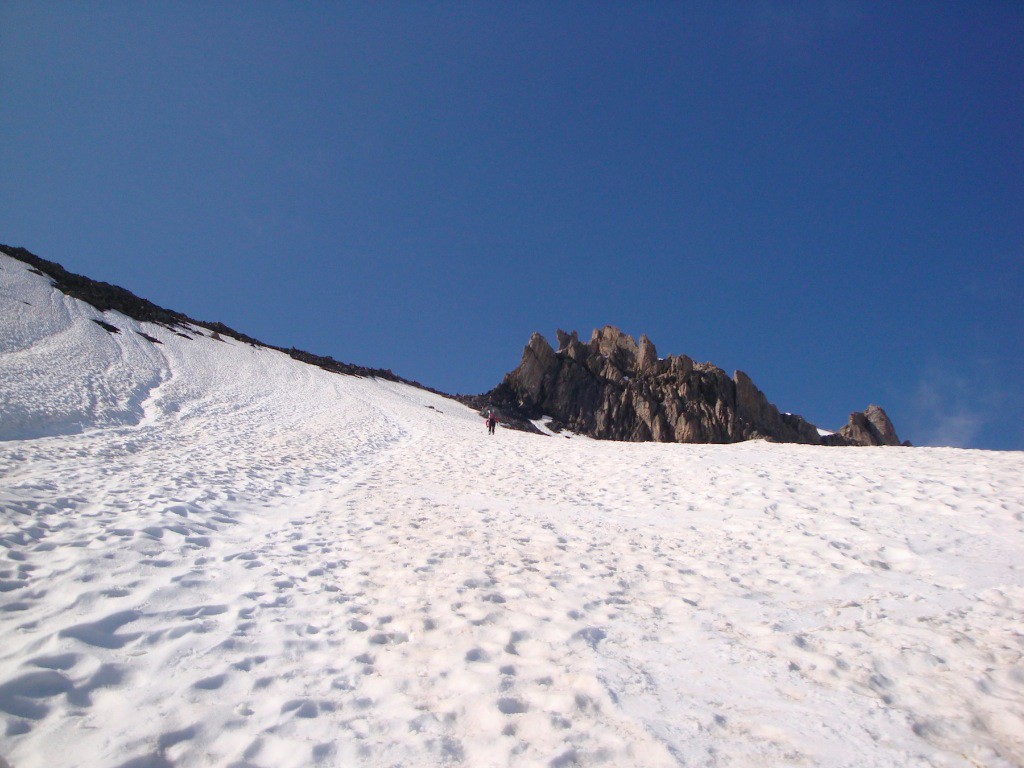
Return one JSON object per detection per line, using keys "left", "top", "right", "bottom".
{"left": 2, "top": 253, "right": 1023, "bottom": 768}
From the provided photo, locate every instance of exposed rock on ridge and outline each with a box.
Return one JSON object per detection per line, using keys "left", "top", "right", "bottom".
{"left": 0, "top": 243, "right": 427, "bottom": 388}
{"left": 835, "top": 405, "right": 903, "bottom": 447}
{"left": 481, "top": 326, "right": 903, "bottom": 446}
{"left": 2, "top": 244, "right": 905, "bottom": 446}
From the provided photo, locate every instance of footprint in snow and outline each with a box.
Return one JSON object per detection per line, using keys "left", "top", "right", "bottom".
{"left": 0, "top": 670, "right": 74, "bottom": 720}
{"left": 59, "top": 610, "right": 142, "bottom": 649}
{"left": 497, "top": 697, "right": 528, "bottom": 715}
{"left": 157, "top": 724, "right": 198, "bottom": 751}
{"left": 193, "top": 674, "right": 228, "bottom": 691}
{"left": 571, "top": 627, "right": 607, "bottom": 648}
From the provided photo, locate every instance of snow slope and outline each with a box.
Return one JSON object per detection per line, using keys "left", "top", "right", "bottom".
{"left": 1, "top": 253, "right": 1023, "bottom": 768}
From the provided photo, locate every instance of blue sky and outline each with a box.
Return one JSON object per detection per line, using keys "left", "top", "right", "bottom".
{"left": 2, "top": 3, "right": 1022, "bottom": 449}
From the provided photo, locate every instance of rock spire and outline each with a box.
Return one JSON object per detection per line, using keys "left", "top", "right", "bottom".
{"left": 481, "top": 326, "right": 903, "bottom": 446}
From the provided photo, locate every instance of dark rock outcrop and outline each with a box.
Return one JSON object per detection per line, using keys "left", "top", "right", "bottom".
{"left": 477, "top": 326, "right": 901, "bottom": 446}
{"left": 835, "top": 405, "right": 903, "bottom": 446}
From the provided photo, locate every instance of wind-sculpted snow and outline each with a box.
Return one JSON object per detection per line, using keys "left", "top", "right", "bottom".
{"left": 1, "top": 254, "right": 1023, "bottom": 767}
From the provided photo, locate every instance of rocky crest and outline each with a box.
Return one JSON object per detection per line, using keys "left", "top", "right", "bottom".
{"left": 1, "top": 244, "right": 905, "bottom": 447}
{"left": 477, "top": 326, "right": 903, "bottom": 446}
{"left": 0, "top": 244, "right": 426, "bottom": 387}
{"left": 835, "top": 404, "right": 903, "bottom": 447}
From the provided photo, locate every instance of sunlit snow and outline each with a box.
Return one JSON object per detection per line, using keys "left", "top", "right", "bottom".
{"left": 2, "top": 254, "right": 1022, "bottom": 767}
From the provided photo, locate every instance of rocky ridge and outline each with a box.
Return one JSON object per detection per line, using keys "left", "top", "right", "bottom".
{"left": 0, "top": 244, "right": 426, "bottom": 387}
{"left": 474, "top": 326, "right": 903, "bottom": 446}
{"left": 1, "top": 244, "right": 904, "bottom": 447}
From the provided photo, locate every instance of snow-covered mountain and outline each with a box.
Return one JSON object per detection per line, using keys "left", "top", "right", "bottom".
{"left": 1, "top": 251, "right": 1023, "bottom": 768}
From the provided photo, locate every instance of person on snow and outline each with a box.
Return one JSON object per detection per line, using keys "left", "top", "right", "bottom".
{"left": 486, "top": 411, "right": 497, "bottom": 435}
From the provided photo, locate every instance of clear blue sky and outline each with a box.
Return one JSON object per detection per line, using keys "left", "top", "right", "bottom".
{"left": 2, "top": 3, "right": 1022, "bottom": 449}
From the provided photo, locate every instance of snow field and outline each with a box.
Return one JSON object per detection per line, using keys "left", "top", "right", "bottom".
{"left": 1, "top": 255, "right": 1023, "bottom": 767}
